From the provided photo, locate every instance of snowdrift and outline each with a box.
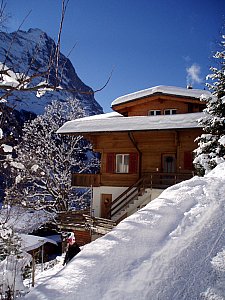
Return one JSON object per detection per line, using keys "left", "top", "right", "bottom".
{"left": 25, "top": 163, "right": 225, "bottom": 300}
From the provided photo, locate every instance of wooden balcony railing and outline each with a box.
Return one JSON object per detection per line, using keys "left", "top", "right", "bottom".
{"left": 71, "top": 172, "right": 194, "bottom": 189}
{"left": 72, "top": 173, "right": 101, "bottom": 187}
{"left": 142, "top": 172, "right": 195, "bottom": 189}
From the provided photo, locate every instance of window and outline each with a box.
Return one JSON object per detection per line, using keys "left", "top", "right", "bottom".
{"left": 106, "top": 153, "right": 138, "bottom": 174}
{"left": 188, "top": 103, "right": 193, "bottom": 113}
{"left": 116, "top": 154, "right": 129, "bottom": 173}
{"left": 164, "top": 109, "right": 177, "bottom": 115}
{"left": 148, "top": 110, "right": 161, "bottom": 116}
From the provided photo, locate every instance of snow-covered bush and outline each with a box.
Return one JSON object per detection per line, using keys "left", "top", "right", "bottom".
{"left": 0, "top": 215, "right": 30, "bottom": 299}
{"left": 0, "top": 252, "right": 31, "bottom": 299}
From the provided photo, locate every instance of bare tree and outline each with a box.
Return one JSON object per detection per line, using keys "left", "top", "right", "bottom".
{"left": 0, "top": 0, "right": 10, "bottom": 31}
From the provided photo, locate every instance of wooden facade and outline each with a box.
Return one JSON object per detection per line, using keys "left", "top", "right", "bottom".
{"left": 70, "top": 90, "right": 205, "bottom": 189}
{"left": 111, "top": 93, "right": 205, "bottom": 117}
{"left": 77, "top": 127, "right": 201, "bottom": 188}
{"left": 58, "top": 86, "right": 208, "bottom": 222}
{"left": 112, "top": 95, "right": 205, "bottom": 117}
{"left": 72, "top": 89, "right": 205, "bottom": 188}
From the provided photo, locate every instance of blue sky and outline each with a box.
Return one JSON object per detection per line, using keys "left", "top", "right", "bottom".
{"left": 5, "top": 0, "right": 225, "bottom": 112}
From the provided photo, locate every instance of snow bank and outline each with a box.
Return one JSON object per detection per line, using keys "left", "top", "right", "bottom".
{"left": 25, "top": 163, "right": 225, "bottom": 300}
{"left": 0, "top": 252, "right": 31, "bottom": 296}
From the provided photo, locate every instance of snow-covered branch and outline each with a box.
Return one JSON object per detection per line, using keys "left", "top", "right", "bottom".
{"left": 6, "top": 98, "right": 99, "bottom": 212}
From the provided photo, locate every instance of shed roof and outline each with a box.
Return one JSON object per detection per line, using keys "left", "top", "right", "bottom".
{"left": 20, "top": 234, "right": 57, "bottom": 252}
{"left": 57, "top": 112, "right": 203, "bottom": 135}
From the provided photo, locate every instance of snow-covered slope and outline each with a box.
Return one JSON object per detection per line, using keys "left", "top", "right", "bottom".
{"left": 0, "top": 28, "right": 103, "bottom": 116}
{"left": 25, "top": 163, "right": 225, "bottom": 300}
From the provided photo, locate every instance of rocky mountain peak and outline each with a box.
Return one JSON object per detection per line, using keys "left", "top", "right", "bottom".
{"left": 0, "top": 28, "right": 103, "bottom": 116}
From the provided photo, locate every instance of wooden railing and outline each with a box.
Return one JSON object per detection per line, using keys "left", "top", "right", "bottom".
{"left": 56, "top": 211, "right": 116, "bottom": 238}
{"left": 109, "top": 177, "right": 145, "bottom": 219}
{"left": 83, "top": 214, "right": 116, "bottom": 235}
{"left": 109, "top": 172, "right": 194, "bottom": 220}
{"left": 143, "top": 172, "right": 194, "bottom": 189}
{"left": 56, "top": 210, "right": 90, "bottom": 230}
{"left": 72, "top": 173, "right": 101, "bottom": 187}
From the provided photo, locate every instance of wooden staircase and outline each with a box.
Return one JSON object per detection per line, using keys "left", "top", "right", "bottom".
{"left": 109, "top": 177, "right": 148, "bottom": 222}
{"left": 109, "top": 172, "right": 194, "bottom": 223}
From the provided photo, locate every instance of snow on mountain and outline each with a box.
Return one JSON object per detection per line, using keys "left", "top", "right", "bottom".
{"left": 25, "top": 163, "right": 225, "bottom": 300}
{"left": 0, "top": 28, "right": 103, "bottom": 116}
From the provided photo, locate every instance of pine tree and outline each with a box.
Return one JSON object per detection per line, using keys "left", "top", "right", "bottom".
{"left": 6, "top": 98, "right": 99, "bottom": 212}
{"left": 194, "top": 34, "right": 225, "bottom": 175}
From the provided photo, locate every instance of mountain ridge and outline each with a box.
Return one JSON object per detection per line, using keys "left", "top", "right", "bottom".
{"left": 0, "top": 28, "right": 103, "bottom": 202}
{"left": 0, "top": 28, "right": 103, "bottom": 116}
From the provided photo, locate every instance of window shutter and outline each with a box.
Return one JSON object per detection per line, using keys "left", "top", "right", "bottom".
{"left": 129, "top": 152, "right": 138, "bottom": 173}
{"left": 106, "top": 153, "right": 115, "bottom": 173}
{"left": 184, "top": 151, "right": 193, "bottom": 170}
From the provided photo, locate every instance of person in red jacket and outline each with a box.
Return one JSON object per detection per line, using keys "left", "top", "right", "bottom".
{"left": 63, "top": 232, "right": 81, "bottom": 265}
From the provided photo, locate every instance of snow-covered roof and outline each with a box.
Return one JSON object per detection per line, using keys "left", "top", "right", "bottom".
{"left": 77, "top": 111, "right": 123, "bottom": 120}
{"left": 1, "top": 144, "right": 13, "bottom": 153}
{"left": 111, "top": 85, "right": 211, "bottom": 107}
{"left": 20, "top": 234, "right": 57, "bottom": 252}
{"left": 57, "top": 112, "right": 203, "bottom": 135}
{"left": 0, "top": 207, "right": 55, "bottom": 234}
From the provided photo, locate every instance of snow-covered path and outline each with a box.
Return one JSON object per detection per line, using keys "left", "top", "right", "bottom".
{"left": 25, "top": 164, "right": 225, "bottom": 300}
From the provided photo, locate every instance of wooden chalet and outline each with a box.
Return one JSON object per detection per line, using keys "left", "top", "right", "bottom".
{"left": 57, "top": 85, "right": 210, "bottom": 224}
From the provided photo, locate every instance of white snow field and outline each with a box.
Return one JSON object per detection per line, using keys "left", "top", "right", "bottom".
{"left": 25, "top": 163, "right": 225, "bottom": 300}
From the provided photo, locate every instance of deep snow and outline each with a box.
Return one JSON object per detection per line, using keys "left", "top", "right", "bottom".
{"left": 25, "top": 163, "right": 225, "bottom": 300}
{"left": 57, "top": 112, "right": 203, "bottom": 134}
{"left": 111, "top": 85, "right": 211, "bottom": 107}
{"left": 0, "top": 207, "right": 54, "bottom": 234}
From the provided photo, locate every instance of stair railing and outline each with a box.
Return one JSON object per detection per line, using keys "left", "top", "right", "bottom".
{"left": 109, "top": 177, "right": 146, "bottom": 219}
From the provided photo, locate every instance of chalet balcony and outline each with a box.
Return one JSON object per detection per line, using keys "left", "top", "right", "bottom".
{"left": 71, "top": 172, "right": 194, "bottom": 189}
{"left": 72, "top": 173, "right": 101, "bottom": 187}
{"left": 143, "top": 172, "right": 195, "bottom": 189}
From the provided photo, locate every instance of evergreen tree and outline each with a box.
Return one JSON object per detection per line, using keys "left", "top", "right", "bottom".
{"left": 194, "top": 34, "right": 225, "bottom": 175}
{"left": 5, "top": 98, "right": 99, "bottom": 212}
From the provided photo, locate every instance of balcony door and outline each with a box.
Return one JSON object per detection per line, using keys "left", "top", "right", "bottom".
{"left": 162, "top": 154, "right": 176, "bottom": 173}
{"left": 161, "top": 154, "right": 176, "bottom": 187}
